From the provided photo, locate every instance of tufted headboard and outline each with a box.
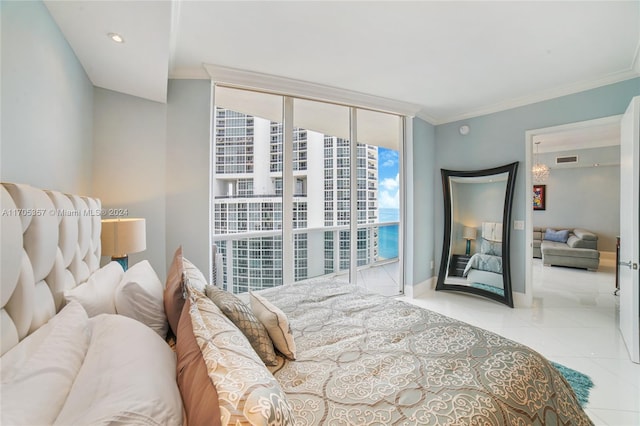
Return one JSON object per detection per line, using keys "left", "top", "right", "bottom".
{"left": 1, "top": 183, "right": 102, "bottom": 355}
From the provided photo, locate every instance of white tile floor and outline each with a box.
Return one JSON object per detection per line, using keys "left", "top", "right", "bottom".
{"left": 390, "top": 256, "right": 640, "bottom": 426}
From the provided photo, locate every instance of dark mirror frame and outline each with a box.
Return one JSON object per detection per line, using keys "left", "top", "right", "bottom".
{"left": 436, "top": 162, "right": 519, "bottom": 307}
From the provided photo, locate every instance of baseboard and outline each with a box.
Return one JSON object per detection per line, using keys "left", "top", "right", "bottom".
{"left": 513, "top": 291, "right": 531, "bottom": 308}
{"left": 405, "top": 277, "right": 436, "bottom": 299}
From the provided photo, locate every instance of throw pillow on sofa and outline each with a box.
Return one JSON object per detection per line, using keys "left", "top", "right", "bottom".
{"left": 544, "top": 228, "right": 570, "bottom": 243}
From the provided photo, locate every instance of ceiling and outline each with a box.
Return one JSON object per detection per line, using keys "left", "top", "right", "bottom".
{"left": 44, "top": 1, "right": 639, "bottom": 125}
{"left": 534, "top": 120, "right": 622, "bottom": 153}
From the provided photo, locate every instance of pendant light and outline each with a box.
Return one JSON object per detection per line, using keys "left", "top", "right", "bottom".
{"left": 532, "top": 141, "right": 550, "bottom": 183}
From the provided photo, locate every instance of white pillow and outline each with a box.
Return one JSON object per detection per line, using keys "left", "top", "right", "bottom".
{"left": 249, "top": 291, "right": 296, "bottom": 360}
{"left": 64, "top": 261, "right": 124, "bottom": 316}
{"left": 114, "top": 260, "right": 168, "bottom": 339}
{"left": 1, "top": 301, "right": 90, "bottom": 426}
{"left": 54, "top": 314, "right": 183, "bottom": 425}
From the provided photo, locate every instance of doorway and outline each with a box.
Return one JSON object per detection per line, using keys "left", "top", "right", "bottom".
{"left": 524, "top": 115, "right": 622, "bottom": 306}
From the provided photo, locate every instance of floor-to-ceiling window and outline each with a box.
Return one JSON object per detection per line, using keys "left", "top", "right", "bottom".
{"left": 211, "top": 85, "right": 403, "bottom": 295}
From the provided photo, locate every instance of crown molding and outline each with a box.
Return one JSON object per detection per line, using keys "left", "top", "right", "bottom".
{"left": 171, "top": 65, "right": 639, "bottom": 126}
{"left": 202, "top": 64, "right": 423, "bottom": 117}
{"left": 433, "top": 69, "right": 640, "bottom": 125}
{"left": 169, "top": 66, "right": 209, "bottom": 79}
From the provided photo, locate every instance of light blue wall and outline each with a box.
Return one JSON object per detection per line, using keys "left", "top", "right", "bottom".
{"left": 1, "top": 1, "right": 94, "bottom": 194}
{"left": 92, "top": 81, "right": 211, "bottom": 280}
{"left": 434, "top": 77, "right": 640, "bottom": 293}
{"left": 92, "top": 88, "right": 168, "bottom": 277}
{"left": 165, "top": 80, "right": 211, "bottom": 277}
{"left": 411, "top": 117, "right": 436, "bottom": 286}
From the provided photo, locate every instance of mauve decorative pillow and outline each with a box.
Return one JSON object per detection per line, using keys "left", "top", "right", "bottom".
{"left": 163, "top": 246, "right": 185, "bottom": 336}
{"left": 176, "top": 298, "right": 222, "bottom": 426}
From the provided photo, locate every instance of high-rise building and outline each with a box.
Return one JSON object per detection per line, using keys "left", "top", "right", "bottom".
{"left": 213, "top": 107, "right": 379, "bottom": 293}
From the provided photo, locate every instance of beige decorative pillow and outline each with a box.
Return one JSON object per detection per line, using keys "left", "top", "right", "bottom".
{"left": 189, "top": 291, "right": 295, "bottom": 424}
{"left": 183, "top": 258, "right": 208, "bottom": 293}
{"left": 250, "top": 291, "right": 296, "bottom": 360}
{"left": 205, "top": 286, "right": 277, "bottom": 366}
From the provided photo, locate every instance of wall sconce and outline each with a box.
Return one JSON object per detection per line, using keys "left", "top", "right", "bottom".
{"left": 101, "top": 218, "right": 146, "bottom": 271}
{"left": 462, "top": 226, "right": 477, "bottom": 256}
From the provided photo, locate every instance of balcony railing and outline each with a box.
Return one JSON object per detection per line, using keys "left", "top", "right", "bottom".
{"left": 212, "top": 221, "right": 399, "bottom": 293}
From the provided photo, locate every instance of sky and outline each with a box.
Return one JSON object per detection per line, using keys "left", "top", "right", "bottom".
{"left": 378, "top": 147, "right": 399, "bottom": 210}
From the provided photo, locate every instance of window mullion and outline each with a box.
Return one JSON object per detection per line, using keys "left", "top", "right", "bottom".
{"left": 282, "top": 97, "right": 294, "bottom": 285}
{"left": 349, "top": 107, "right": 358, "bottom": 285}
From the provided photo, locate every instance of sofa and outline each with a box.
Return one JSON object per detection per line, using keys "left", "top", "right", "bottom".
{"left": 533, "top": 227, "right": 600, "bottom": 271}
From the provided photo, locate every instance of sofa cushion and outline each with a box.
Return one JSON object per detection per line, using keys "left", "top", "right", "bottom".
{"left": 541, "top": 241, "right": 600, "bottom": 259}
{"left": 573, "top": 229, "right": 597, "bottom": 241}
{"left": 544, "top": 228, "right": 570, "bottom": 243}
{"left": 567, "top": 235, "right": 590, "bottom": 249}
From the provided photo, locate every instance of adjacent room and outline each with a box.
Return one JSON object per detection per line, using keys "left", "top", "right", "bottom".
{"left": 1, "top": 1, "right": 639, "bottom": 425}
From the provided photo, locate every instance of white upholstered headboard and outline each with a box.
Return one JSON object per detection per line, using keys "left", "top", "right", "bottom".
{"left": 1, "top": 183, "right": 102, "bottom": 355}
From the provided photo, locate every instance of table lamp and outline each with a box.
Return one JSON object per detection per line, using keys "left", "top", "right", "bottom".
{"left": 101, "top": 218, "right": 146, "bottom": 271}
{"left": 462, "top": 226, "right": 477, "bottom": 256}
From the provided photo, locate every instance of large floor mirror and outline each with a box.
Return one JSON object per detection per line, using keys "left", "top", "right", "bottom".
{"left": 436, "top": 162, "right": 518, "bottom": 307}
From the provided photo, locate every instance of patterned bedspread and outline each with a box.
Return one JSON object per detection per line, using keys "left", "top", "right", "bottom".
{"left": 463, "top": 253, "right": 502, "bottom": 277}
{"left": 259, "top": 281, "right": 592, "bottom": 425}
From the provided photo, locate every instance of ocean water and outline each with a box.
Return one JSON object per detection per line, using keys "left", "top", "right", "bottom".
{"left": 378, "top": 208, "right": 399, "bottom": 259}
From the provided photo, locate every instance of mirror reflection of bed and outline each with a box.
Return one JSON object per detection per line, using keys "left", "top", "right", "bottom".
{"left": 437, "top": 163, "right": 518, "bottom": 307}
{"left": 459, "top": 222, "right": 504, "bottom": 296}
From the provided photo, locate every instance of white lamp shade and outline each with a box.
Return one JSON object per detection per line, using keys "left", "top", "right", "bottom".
{"left": 101, "top": 218, "right": 146, "bottom": 257}
{"left": 462, "top": 226, "right": 477, "bottom": 240}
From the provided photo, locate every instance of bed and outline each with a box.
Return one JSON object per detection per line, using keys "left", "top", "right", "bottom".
{"left": 1, "top": 183, "right": 183, "bottom": 425}
{"left": 1, "top": 183, "right": 593, "bottom": 425}
{"left": 463, "top": 222, "right": 505, "bottom": 294}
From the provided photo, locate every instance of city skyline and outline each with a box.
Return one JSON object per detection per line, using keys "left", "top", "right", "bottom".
{"left": 212, "top": 107, "right": 399, "bottom": 293}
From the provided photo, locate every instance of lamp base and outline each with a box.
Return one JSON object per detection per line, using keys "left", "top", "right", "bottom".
{"left": 465, "top": 240, "right": 471, "bottom": 256}
{"left": 111, "top": 255, "right": 129, "bottom": 271}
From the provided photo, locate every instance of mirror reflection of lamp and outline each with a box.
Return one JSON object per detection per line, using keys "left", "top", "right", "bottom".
{"left": 462, "top": 226, "right": 477, "bottom": 256}
{"left": 101, "top": 218, "right": 146, "bottom": 271}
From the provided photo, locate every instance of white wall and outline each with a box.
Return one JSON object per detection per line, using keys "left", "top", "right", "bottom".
{"left": 533, "top": 165, "right": 619, "bottom": 251}
{"left": 532, "top": 145, "right": 620, "bottom": 251}
{"left": 92, "top": 88, "right": 168, "bottom": 277}
{"left": 1, "top": 1, "right": 94, "bottom": 194}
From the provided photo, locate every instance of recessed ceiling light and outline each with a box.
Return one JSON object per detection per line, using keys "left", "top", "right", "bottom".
{"left": 108, "top": 32, "right": 125, "bottom": 43}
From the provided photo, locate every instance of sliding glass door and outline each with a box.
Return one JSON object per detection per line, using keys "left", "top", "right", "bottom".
{"left": 211, "top": 85, "right": 403, "bottom": 295}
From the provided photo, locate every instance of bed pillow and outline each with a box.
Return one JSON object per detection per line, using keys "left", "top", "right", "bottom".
{"left": 183, "top": 258, "right": 209, "bottom": 293}
{"left": 250, "top": 291, "right": 296, "bottom": 360}
{"left": 479, "top": 238, "right": 502, "bottom": 256}
{"left": 63, "top": 261, "right": 124, "bottom": 316}
{"left": 176, "top": 297, "right": 222, "bottom": 426}
{"left": 190, "top": 290, "right": 295, "bottom": 424}
{"left": 1, "top": 301, "right": 90, "bottom": 426}
{"left": 544, "top": 228, "right": 570, "bottom": 243}
{"left": 205, "top": 285, "right": 277, "bottom": 366}
{"left": 53, "top": 314, "right": 183, "bottom": 425}
{"left": 114, "top": 260, "right": 168, "bottom": 339}
{"left": 164, "top": 246, "right": 185, "bottom": 336}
